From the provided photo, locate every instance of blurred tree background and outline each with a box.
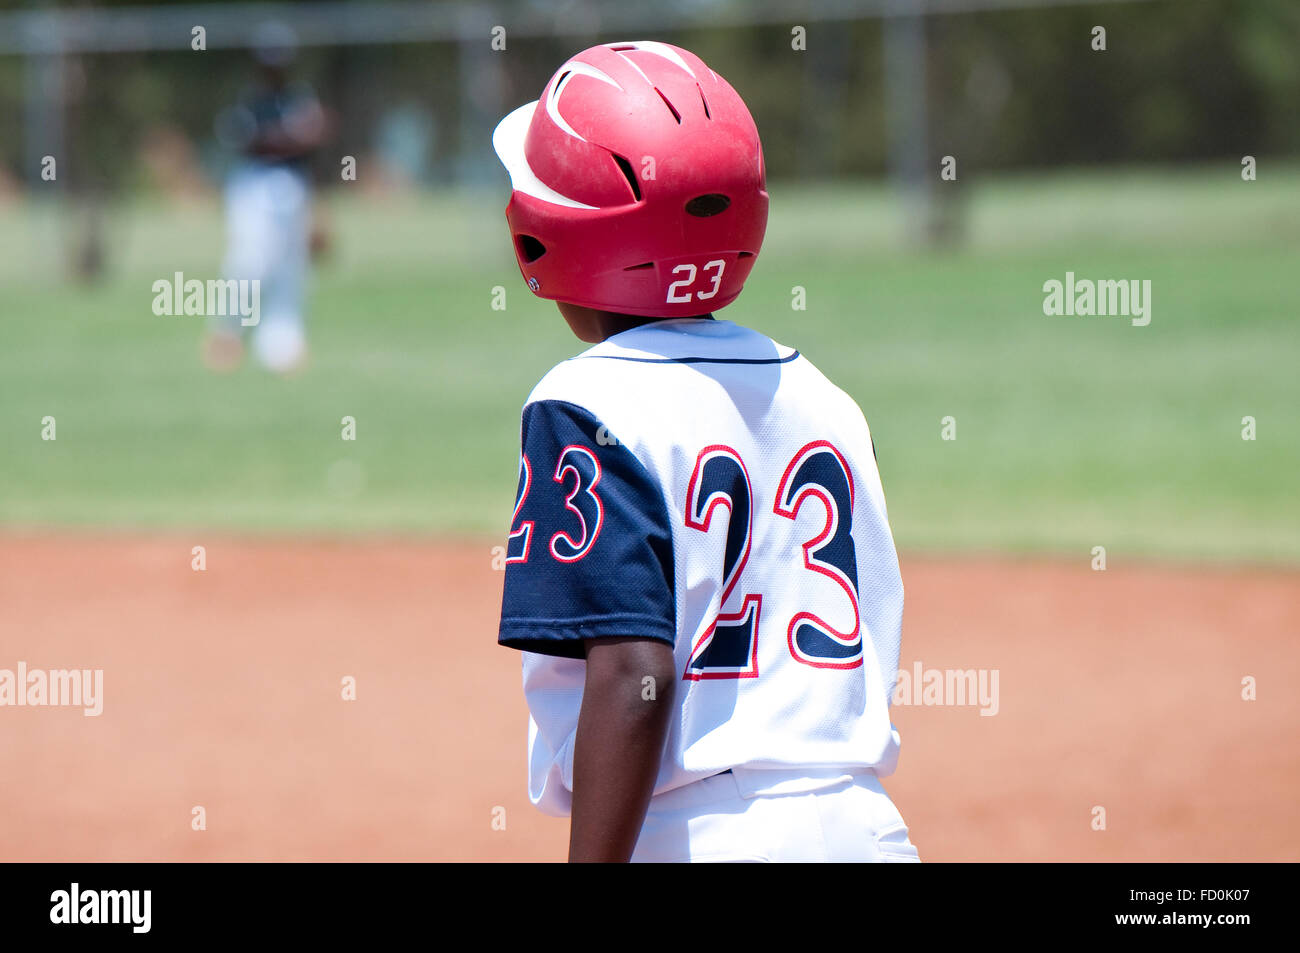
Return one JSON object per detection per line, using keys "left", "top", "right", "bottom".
{"left": 0, "top": 0, "right": 1297, "bottom": 198}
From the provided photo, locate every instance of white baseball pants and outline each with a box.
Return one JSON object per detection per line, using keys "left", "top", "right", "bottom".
{"left": 220, "top": 162, "right": 312, "bottom": 372}
{"left": 631, "top": 766, "right": 920, "bottom": 863}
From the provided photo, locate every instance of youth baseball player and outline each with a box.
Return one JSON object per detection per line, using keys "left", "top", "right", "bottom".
{"left": 494, "top": 41, "right": 918, "bottom": 863}
{"left": 205, "top": 22, "right": 326, "bottom": 375}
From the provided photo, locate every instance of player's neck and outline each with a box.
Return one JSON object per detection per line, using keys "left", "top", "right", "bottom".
{"left": 557, "top": 302, "right": 714, "bottom": 343}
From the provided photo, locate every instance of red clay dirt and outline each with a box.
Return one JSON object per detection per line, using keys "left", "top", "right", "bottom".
{"left": 1, "top": 534, "right": 1296, "bottom": 862}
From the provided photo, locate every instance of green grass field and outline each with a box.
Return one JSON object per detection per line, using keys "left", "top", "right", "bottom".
{"left": 1, "top": 163, "right": 1297, "bottom": 564}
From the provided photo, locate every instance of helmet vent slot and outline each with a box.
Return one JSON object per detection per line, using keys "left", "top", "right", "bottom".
{"left": 698, "top": 84, "right": 711, "bottom": 119}
{"left": 737, "top": 251, "right": 754, "bottom": 258}
{"left": 654, "top": 88, "right": 682, "bottom": 124}
{"left": 611, "top": 154, "right": 642, "bottom": 202}
{"left": 685, "top": 193, "right": 731, "bottom": 218}
{"left": 624, "top": 262, "right": 654, "bottom": 271}
{"left": 516, "top": 234, "right": 547, "bottom": 263}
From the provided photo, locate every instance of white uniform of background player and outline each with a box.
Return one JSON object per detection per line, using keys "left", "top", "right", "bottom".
{"left": 498, "top": 318, "right": 920, "bottom": 862}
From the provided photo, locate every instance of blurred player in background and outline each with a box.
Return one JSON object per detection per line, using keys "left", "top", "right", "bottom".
{"left": 206, "top": 22, "right": 329, "bottom": 375}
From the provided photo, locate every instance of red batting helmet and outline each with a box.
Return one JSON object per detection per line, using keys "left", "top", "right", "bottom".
{"left": 492, "top": 41, "right": 768, "bottom": 318}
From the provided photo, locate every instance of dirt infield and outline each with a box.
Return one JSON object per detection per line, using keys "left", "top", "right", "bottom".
{"left": 1, "top": 534, "right": 1296, "bottom": 862}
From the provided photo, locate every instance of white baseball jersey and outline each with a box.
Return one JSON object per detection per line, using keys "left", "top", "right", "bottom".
{"left": 498, "top": 317, "right": 904, "bottom": 816}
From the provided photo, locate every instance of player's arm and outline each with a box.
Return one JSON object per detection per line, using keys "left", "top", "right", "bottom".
{"left": 497, "top": 399, "right": 678, "bottom": 854}
{"left": 569, "top": 636, "right": 675, "bottom": 863}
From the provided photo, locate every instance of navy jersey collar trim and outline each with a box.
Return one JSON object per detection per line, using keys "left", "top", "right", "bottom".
{"left": 577, "top": 351, "right": 800, "bottom": 366}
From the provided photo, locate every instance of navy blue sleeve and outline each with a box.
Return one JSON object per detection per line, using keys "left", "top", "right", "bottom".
{"left": 498, "top": 400, "right": 676, "bottom": 658}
